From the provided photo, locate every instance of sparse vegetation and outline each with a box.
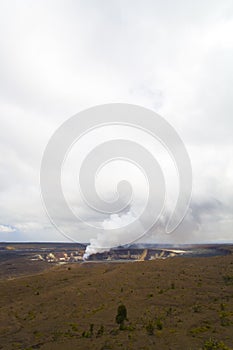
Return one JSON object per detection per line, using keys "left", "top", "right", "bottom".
{"left": 156, "top": 318, "right": 163, "bottom": 330}
{"left": 190, "top": 325, "right": 210, "bottom": 336}
{"left": 219, "top": 312, "right": 231, "bottom": 327}
{"left": 96, "top": 324, "right": 104, "bottom": 337}
{"left": 223, "top": 275, "right": 233, "bottom": 285}
{"left": 145, "top": 320, "right": 155, "bottom": 335}
{"left": 1, "top": 252, "right": 233, "bottom": 349}
{"left": 193, "top": 304, "right": 202, "bottom": 313}
{"left": 202, "top": 338, "right": 231, "bottom": 350}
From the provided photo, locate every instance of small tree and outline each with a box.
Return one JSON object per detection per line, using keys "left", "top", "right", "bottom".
{"left": 115, "top": 304, "right": 127, "bottom": 329}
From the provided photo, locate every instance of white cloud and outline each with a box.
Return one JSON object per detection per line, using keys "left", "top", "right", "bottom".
{"left": 0, "top": 224, "right": 16, "bottom": 233}
{"left": 0, "top": 0, "right": 232, "bottom": 243}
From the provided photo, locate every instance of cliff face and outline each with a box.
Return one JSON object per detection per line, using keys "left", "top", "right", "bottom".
{"left": 87, "top": 248, "right": 182, "bottom": 261}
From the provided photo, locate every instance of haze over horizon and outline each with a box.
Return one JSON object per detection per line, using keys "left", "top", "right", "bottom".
{"left": 0, "top": 0, "right": 233, "bottom": 244}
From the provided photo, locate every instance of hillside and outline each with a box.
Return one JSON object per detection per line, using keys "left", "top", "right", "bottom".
{"left": 1, "top": 255, "right": 233, "bottom": 349}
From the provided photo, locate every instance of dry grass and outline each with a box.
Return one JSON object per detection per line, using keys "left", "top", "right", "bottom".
{"left": 1, "top": 255, "right": 233, "bottom": 349}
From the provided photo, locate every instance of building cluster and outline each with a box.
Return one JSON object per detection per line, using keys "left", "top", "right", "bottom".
{"left": 30, "top": 248, "right": 184, "bottom": 263}
{"left": 31, "top": 250, "right": 85, "bottom": 263}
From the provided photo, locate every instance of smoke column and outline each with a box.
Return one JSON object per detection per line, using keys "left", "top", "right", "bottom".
{"left": 83, "top": 209, "right": 139, "bottom": 259}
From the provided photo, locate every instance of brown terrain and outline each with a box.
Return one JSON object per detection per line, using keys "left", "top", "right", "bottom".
{"left": 0, "top": 249, "right": 233, "bottom": 349}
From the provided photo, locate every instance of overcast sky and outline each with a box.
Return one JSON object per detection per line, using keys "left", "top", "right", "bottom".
{"left": 0, "top": 0, "right": 233, "bottom": 243}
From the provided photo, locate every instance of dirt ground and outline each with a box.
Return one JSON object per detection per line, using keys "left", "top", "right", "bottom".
{"left": 0, "top": 255, "right": 233, "bottom": 349}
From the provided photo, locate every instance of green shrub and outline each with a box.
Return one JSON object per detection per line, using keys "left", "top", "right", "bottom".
{"left": 81, "top": 330, "right": 91, "bottom": 338}
{"left": 89, "top": 323, "right": 94, "bottom": 336}
{"left": 96, "top": 325, "right": 104, "bottom": 337}
{"left": 156, "top": 318, "right": 163, "bottom": 330}
{"left": 202, "top": 338, "right": 231, "bottom": 349}
{"left": 145, "top": 320, "right": 155, "bottom": 335}
{"left": 81, "top": 324, "right": 94, "bottom": 338}
{"left": 190, "top": 325, "right": 210, "bottom": 336}
{"left": 223, "top": 275, "right": 233, "bottom": 285}
{"left": 193, "top": 304, "right": 201, "bottom": 313}
{"left": 220, "top": 312, "right": 230, "bottom": 327}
